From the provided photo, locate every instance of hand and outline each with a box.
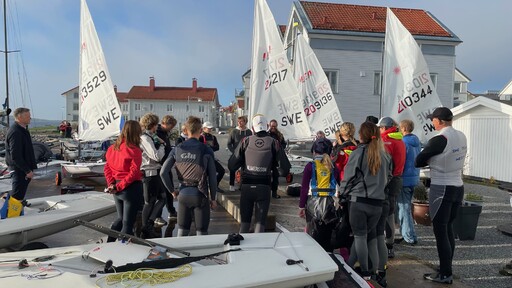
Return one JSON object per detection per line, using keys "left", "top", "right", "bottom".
{"left": 210, "top": 200, "right": 218, "bottom": 210}
{"left": 298, "top": 208, "right": 306, "bottom": 218}
{"left": 25, "top": 171, "right": 34, "bottom": 179}
{"left": 172, "top": 191, "right": 179, "bottom": 198}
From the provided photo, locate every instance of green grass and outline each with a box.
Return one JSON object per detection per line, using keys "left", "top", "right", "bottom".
{"left": 31, "top": 125, "right": 60, "bottom": 135}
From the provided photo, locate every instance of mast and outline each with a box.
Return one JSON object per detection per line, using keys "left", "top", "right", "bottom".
{"left": 3, "top": 0, "right": 8, "bottom": 125}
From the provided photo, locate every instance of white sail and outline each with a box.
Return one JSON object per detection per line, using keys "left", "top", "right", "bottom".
{"left": 293, "top": 33, "right": 343, "bottom": 138}
{"left": 381, "top": 8, "right": 443, "bottom": 143}
{"left": 79, "top": 0, "right": 122, "bottom": 141}
{"left": 249, "top": 0, "right": 311, "bottom": 140}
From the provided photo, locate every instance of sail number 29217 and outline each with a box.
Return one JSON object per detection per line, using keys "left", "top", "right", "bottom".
{"left": 81, "top": 70, "right": 107, "bottom": 101}
{"left": 265, "top": 69, "right": 288, "bottom": 90}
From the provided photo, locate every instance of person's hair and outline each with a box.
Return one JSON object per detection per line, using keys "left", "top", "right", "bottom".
{"left": 180, "top": 124, "right": 187, "bottom": 133}
{"left": 317, "top": 153, "right": 333, "bottom": 169}
{"left": 400, "top": 119, "right": 414, "bottom": 133}
{"left": 161, "top": 115, "right": 177, "bottom": 126}
{"left": 334, "top": 130, "right": 341, "bottom": 143}
{"left": 113, "top": 120, "right": 142, "bottom": 150}
{"left": 365, "top": 115, "right": 378, "bottom": 125}
{"left": 185, "top": 116, "right": 202, "bottom": 134}
{"left": 238, "top": 115, "right": 248, "bottom": 123}
{"left": 359, "top": 122, "right": 384, "bottom": 175}
{"left": 139, "top": 113, "right": 159, "bottom": 130}
{"left": 13, "top": 107, "right": 30, "bottom": 119}
{"left": 340, "top": 122, "right": 357, "bottom": 146}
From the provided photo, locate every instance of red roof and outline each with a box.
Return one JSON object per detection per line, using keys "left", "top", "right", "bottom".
{"left": 116, "top": 92, "right": 128, "bottom": 102}
{"left": 126, "top": 86, "right": 217, "bottom": 101}
{"left": 300, "top": 1, "right": 452, "bottom": 37}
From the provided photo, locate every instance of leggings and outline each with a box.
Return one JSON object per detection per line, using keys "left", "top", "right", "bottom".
{"left": 177, "top": 192, "right": 210, "bottom": 236}
{"left": 431, "top": 184, "right": 464, "bottom": 277}
{"left": 141, "top": 175, "right": 166, "bottom": 228}
{"left": 108, "top": 181, "right": 143, "bottom": 242}
{"left": 239, "top": 184, "right": 271, "bottom": 233}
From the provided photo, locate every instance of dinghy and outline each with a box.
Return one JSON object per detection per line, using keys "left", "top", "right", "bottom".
{"left": 0, "top": 192, "right": 115, "bottom": 249}
{"left": 0, "top": 232, "right": 338, "bottom": 288}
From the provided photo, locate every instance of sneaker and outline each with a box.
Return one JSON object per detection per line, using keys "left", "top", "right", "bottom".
{"left": 272, "top": 194, "right": 281, "bottom": 199}
{"left": 423, "top": 273, "right": 453, "bottom": 284}
{"left": 229, "top": 185, "right": 236, "bottom": 192}
{"left": 387, "top": 248, "right": 395, "bottom": 259}
{"left": 403, "top": 240, "right": 418, "bottom": 246}
{"left": 168, "top": 211, "right": 177, "bottom": 221}
{"left": 360, "top": 271, "right": 372, "bottom": 281}
{"left": 376, "top": 271, "right": 387, "bottom": 287}
{"left": 154, "top": 217, "right": 168, "bottom": 228}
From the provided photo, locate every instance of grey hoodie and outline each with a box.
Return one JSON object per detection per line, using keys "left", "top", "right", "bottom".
{"left": 340, "top": 144, "right": 392, "bottom": 201}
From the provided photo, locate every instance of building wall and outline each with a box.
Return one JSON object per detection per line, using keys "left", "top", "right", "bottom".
{"left": 453, "top": 106, "right": 512, "bottom": 183}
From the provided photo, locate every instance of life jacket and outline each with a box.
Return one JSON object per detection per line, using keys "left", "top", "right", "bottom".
{"left": 0, "top": 194, "right": 25, "bottom": 219}
{"left": 309, "top": 160, "right": 336, "bottom": 197}
{"left": 243, "top": 135, "right": 275, "bottom": 178}
{"left": 174, "top": 143, "right": 208, "bottom": 195}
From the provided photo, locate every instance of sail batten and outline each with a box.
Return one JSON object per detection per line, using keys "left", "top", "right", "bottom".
{"left": 79, "top": 0, "right": 122, "bottom": 142}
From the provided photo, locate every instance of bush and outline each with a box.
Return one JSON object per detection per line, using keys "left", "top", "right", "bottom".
{"left": 465, "top": 192, "right": 483, "bottom": 202}
{"left": 413, "top": 184, "right": 428, "bottom": 203}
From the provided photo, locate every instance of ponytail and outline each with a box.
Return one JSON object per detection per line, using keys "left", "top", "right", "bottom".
{"left": 358, "top": 122, "right": 384, "bottom": 175}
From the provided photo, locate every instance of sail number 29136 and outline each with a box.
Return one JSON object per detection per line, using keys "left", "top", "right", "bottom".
{"left": 265, "top": 69, "right": 287, "bottom": 90}
{"left": 81, "top": 70, "right": 107, "bottom": 100}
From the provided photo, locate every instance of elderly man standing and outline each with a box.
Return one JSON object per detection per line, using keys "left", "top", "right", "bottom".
{"left": 1, "top": 108, "right": 37, "bottom": 218}
{"left": 416, "top": 107, "right": 467, "bottom": 284}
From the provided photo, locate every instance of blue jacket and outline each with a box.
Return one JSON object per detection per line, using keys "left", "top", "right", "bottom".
{"left": 402, "top": 133, "right": 421, "bottom": 187}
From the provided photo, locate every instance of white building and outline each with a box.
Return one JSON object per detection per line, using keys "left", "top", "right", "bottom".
{"left": 452, "top": 96, "right": 512, "bottom": 183}
{"left": 62, "top": 77, "right": 219, "bottom": 129}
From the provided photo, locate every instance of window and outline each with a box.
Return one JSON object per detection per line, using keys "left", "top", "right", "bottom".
{"left": 72, "top": 114, "right": 78, "bottom": 121}
{"left": 430, "top": 73, "right": 438, "bottom": 88}
{"left": 167, "top": 104, "right": 173, "bottom": 112}
{"left": 199, "top": 105, "right": 205, "bottom": 113}
{"left": 135, "top": 116, "right": 141, "bottom": 122}
{"left": 135, "top": 103, "right": 141, "bottom": 111}
{"left": 73, "top": 103, "right": 79, "bottom": 111}
{"left": 454, "top": 83, "right": 462, "bottom": 93}
{"left": 186, "top": 104, "right": 189, "bottom": 112}
{"left": 374, "top": 72, "right": 382, "bottom": 95}
{"left": 325, "top": 70, "right": 338, "bottom": 94}
{"left": 73, "top": 92, "right": 79, "bottom": 99}
{"left": 122, "top": 103, "right": 128, "bottom": 111}
{"left": 149, "top": 104, "right": 153, "bottom": 111}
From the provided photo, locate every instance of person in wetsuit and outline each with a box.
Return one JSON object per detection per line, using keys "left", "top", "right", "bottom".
{"left": 160, "top": 116, "right": 217, "bottom": 236}
{"left": 229, "top": 114, "right": 280, "bottom": 233}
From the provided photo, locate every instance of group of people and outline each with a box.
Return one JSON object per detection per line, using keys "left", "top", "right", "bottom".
{"left": 298, "top": 107, "right": 467, "bottom": 286}
{"left": 2, "top": 106, "right": 467, "bottom": 286}
{"left": 58, "top": 120, "right": 72, "bottom": 138}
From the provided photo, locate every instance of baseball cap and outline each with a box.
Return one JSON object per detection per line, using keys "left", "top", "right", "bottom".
{"left": 377, "top": 116, "right": 396, "bottom": 128}
{"left": 202, "top": 121, "right": 213, "bottom": 128}
{"left": 427, "top": 107, "right": 453, "bottom": 121}
{"left": 252, "top": 114, "right": 268, "bottom": 133}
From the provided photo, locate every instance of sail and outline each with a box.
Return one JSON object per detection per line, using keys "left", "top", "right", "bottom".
{"left": 381, "top": 8, "right": 443, "bottom": 143}
{"left": 293, "top": 34, "right": 343, "bottom": 138}
{"left": 79, "top": 0, "right": 122, "bottom": 141}
{"left": 249, "top": 0, "right": 311, "bottom": 140}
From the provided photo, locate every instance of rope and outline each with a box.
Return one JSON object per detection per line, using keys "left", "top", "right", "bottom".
{"left": 97, "top": 265, "right": 193, "bottom": 287}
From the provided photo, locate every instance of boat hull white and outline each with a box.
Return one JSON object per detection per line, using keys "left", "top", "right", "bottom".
{"left": 0, "top": 232, "right": 338, "bottom": 287}
{"left": 61, "top": 162, "right": 105, "bottom": 177}
{"left": 0, "top": 192, "right": 115, "bottom": 248}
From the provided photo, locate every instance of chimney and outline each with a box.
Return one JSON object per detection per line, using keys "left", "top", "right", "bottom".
{"left": 114, "top": 85, "right": 117, "bottom": 93}
{"left": 149, "top": 76, "right": 155, "bottom": 92}
{"left": 192, "top": 78, "right": 197, "bottom": 93}
{"left": 372, "top": 12, "right": 376, "bottom": 20}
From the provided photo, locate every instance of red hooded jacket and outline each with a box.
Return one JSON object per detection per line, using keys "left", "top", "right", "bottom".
{"left": 381, "top": 127, "right": 406, "bottom": 177}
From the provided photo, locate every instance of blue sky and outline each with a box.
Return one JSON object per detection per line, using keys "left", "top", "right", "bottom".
{"left": 2, "top": 0, "right": 511, "bottom": 120}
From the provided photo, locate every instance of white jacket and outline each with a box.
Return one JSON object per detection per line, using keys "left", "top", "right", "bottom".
{"left": 140, "top": 132, "right": 165, "bottom": 176}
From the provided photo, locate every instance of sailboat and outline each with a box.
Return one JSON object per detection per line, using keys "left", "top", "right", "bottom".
{"left": 59, "top": 0, "right": 123, "bottom": 180}
{"left": 381, "top": 8, "right": 443, "bottom": 144}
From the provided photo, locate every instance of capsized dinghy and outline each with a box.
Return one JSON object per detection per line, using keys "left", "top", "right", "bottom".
{"left": 0, "top": 192, "right": 115, "bottom": 249}
{"left": 0, "top": 232, "right": 338, "bottom": 288}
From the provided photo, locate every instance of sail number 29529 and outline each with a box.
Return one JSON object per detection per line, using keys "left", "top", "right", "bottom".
{"left": 81, "top": 70, "right": 107, "bottom": 100}
{"left": 265, "top": 69, "right": 287, "bottom": 90}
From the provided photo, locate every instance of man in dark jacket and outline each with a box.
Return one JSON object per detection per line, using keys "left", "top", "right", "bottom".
{"left": 268, "top": 119, "right": 287, "bottom": 199}
{"left": 5, "top": 107, "right": 37, "bottom": 201}
{"left": 156, "top": 115, "right": 178, "bottom": 221}
{"left": 227, "top": 115, "right": 252, "bottom": 191}
{"left": 229, "top": 115, "right": 281, "bottom": 233}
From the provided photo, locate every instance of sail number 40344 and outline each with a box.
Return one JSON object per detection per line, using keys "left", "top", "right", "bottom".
{"left": 398, "top": 85, "right": 433, "bottom": 113}
{"left": 81, "top": 70, "right": 107, "bottom": 100}
{"left": 265, "top": 69, "right": 287, "bottom": 90}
